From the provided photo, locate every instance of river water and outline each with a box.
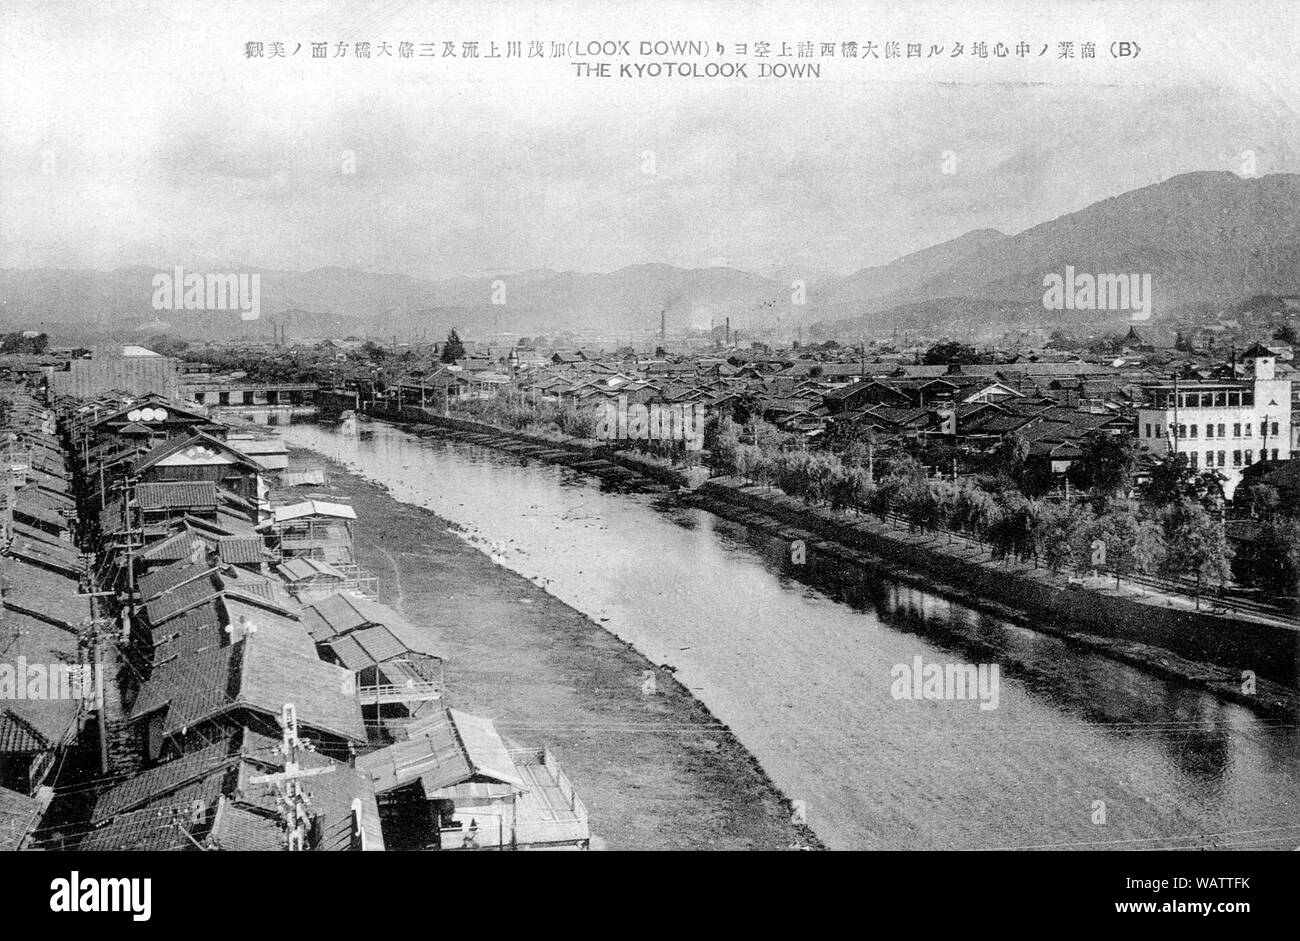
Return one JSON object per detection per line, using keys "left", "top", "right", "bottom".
{"left": 283, "top": 420, "right": 1300, "bottom": 851}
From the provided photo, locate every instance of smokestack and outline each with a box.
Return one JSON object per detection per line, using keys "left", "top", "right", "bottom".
{"left": 725, "top": 317, "right": 731, "bottom": 346}
{"left": 660, "top": 308, "right": 666, "bottom": 345}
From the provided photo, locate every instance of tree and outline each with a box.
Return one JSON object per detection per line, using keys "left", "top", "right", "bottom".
{"left": 921, "top": 340, "right": 983, "bottom": 366}
{"left": 1142, "top": 454, "right": 1225, "bottom": 508}
{"left": 1245, "top": 483, "right": 1282, "bottom": 521}
{"left": 0, "top": 332, "right": 48, "bottom": 354}
{"left": 987, "top": 493, "right": 1041, "bottom": 563}
{"left": 1158, "top": 499, "right": 1234, "bottom": 605}
{"left": 1067, "top": 433, "right": 1139, "bottom": 499}
{"left": 993, "top": 433, "right": 1030, "bottom": 477}
{"left": 1085, "top": 505, "right": 1165, "bottom": 588}
{"left": 952, "top": 482, "right": 997, "bottom": 546}
{"left": 1233, "top": 516, "right": 1300, "bottom": 598}
{"left": 1034, "top": 501, "right": 1093, "bottom": 573}
{"left": 992, "top": 432, "right": 1051, "bottom": 496}
{"left": 1273, "top": 322, "right": 1298, "bottom": 345}
{"left": 440, "top": 329, "right": 466, "bottom": 363}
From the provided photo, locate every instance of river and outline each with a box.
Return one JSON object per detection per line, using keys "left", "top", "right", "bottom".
{"left": 282, "top": 420, "right": 1300, "bottom": 851}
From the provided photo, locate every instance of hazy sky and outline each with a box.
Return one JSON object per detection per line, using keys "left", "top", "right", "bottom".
{"left": 2, "top": 0, "right": 1297, "bottom": 279}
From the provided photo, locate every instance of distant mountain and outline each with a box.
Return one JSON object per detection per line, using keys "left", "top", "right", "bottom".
{"left": 813, "top": 228, "right": 1007, "bottom": 309}
{"left": 815, "top": 171, "right": 1300, "bottom": 336}
{"left": 4, "top": 171, "right": 1297, "bottom": 342}
{"left": 0, "top": 262, "right": 788, "bottom": 340}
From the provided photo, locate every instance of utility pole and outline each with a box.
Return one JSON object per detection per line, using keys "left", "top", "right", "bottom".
{"left": 1171, "top": 372, "right": 1180, "bottom": 456}
{"left": 77, "top": 600, "right": 114, "bottom": 775}
{"left": 248, "top": 703, "right": 336, "bottom": 851}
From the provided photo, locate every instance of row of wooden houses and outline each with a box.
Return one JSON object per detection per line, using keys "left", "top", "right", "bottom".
{"left": 0, "top": 383, "right": 590, "bottom": 852}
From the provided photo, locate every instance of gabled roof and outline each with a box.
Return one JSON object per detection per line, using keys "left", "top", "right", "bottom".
{"left": 298, "top": 592, "right": 415, "bottom": 643}
{"left": 324, "top": 625, "right": 416, "bottom": 669}
{"left": 130, "top": 636, "right": 365, "bottom": 744}
{"left": 131, "top": 432, "right": 260, "bottom": 477}
{"left": 94, "top": 395, "right": 209, "bottom": 431}
{"left": 267, "top": 500, "right": 357, "bottom": 523}
{"left": 356, "top": 708, "right": 524, "bottom": 795}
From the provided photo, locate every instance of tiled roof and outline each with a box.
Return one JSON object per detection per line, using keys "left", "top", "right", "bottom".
{"left": 217, "top": 536, "right": 268, "bottom": 565}
{"left": 136, "top": 481, "right": 218, "bottom": 511}
{"left": 140, "top": 530, "right": 211, "bottom": 563}
{"left": 137, "top": 561, "right": 217, "bottom": 602}
{"left": 11, "top": 495, "right": 68, "bottom": 531}
{"left": 77, "top": 806, "right": 197, "bottom": 851}
{"left": 220, "top": 596, "right": 317, "bottom": 659}
{"left": 325, "top": 625, "right": 410, "bottom": 669}
{"left": 1, "top": 557, "right": 88, "bottom": 627}
{"left": 206, "top": 800, "right": 284, "bottom": 851}
{"left": 131, "top": 644, "right": 238, "bottom": 734}
{"left": 144, "top": 575, "right": 222, "bottom": 625}
{"left": 5, "top": 529, "right": 82, "bottom": 576}
{"left": 131, "top": 636, "right": 365, "bottom": 744}
{"left": 0, "top": 711, "right": 48, "bottom": 753}
{"left": 91, "top": 740, "right": 234, "bottom": 822}
{"left": 239, "top": 635, "right": 365, "bottom": 743}
{"left": 0, "top": 786, "right": 43, "bottom": 851}
{"left": 299, "top": 592, "right": 416, "bottom": 643}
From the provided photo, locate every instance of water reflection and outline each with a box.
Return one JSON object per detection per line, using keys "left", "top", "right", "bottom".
{"left": 282, "top": 421, "right": 1300, "bottom": 850}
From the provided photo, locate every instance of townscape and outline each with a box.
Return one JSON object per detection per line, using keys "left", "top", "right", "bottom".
{"left": 0, "top": 356, "right": 592, "bottom": 851}
{"left": 2, "top": 0, "right": 1298, "bottom": 873}
{"left": 0, "top": 311, "right": 1297, "bottom": 850}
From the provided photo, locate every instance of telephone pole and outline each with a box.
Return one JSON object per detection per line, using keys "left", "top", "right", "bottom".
{"left": 248, "top": 703, "right": 336, "bottom": 851}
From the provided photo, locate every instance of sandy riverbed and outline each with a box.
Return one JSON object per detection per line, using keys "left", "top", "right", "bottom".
{"left": 280, "top": 446, "right": 821, "bottom": 850}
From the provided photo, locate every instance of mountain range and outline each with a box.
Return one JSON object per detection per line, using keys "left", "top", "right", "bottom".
{"left": 3, "top": 171, "right": 1298, "bottom": 344}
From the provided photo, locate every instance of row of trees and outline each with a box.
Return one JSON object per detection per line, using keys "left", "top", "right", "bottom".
{"left": 457, "top": 395, "right": 597, "bottom": 439}
{"left": 709, "top": 417, "right": 1236, "bottom": 599}
{"left": 0, "top": 332, "right": 48, "bottom": 354}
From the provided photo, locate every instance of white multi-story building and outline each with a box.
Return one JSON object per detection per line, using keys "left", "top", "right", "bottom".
{"left": 1137, "top": 353, "right": 1293, "bottom": 499}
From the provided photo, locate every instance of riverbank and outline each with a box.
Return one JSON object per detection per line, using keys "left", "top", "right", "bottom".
{"left": 281, "top": 444, "right": 822, "bottom": 850}
{"left": 287, "top": 419, "right": 1300, "bottom": 850}
{"left": 363, "top": 409, "right": 1297, "bottom": 713}
{"left": 689, "top": 477, "right": 1299, "bottom": 717}
{"left": 367, "top": 403, "right": 700, "bottom": 489}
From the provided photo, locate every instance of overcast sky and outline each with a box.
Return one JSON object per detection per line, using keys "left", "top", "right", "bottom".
{"left": 1, "top": 0, "right": 1297, "bottom": 279}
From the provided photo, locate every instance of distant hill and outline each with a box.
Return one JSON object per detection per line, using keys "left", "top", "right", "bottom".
{"left": 815, "top": 171, "right": 1300, "bottom": 336}
{"left": 4, "top": 171, "right": 1298, "bottom": 342}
